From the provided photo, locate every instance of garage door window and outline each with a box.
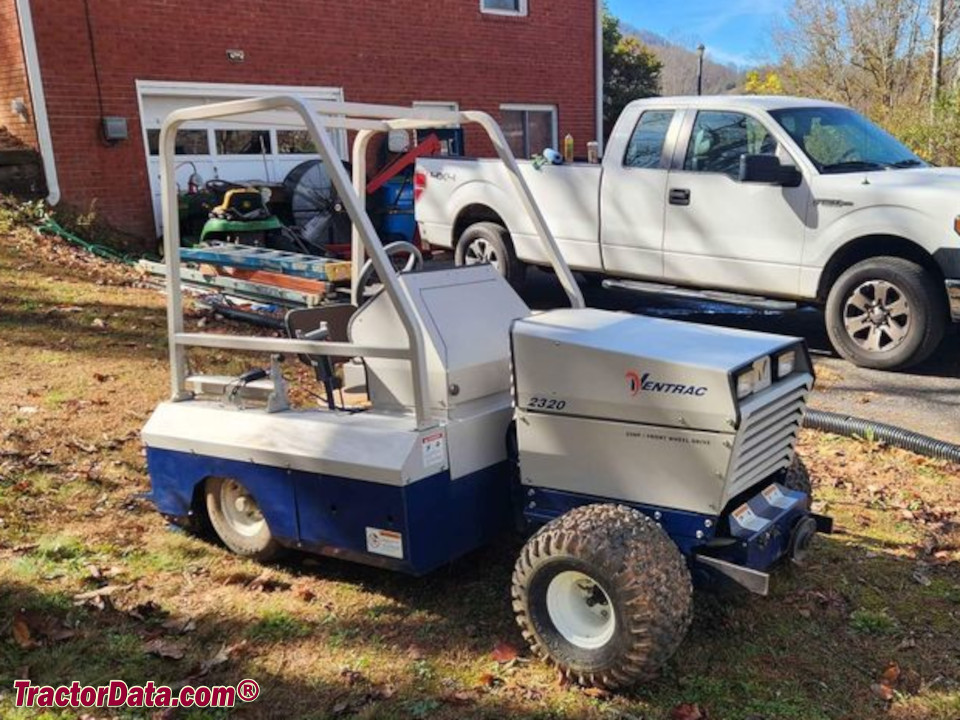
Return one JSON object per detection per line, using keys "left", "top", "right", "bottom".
{"left": 215, "top": 130, "right": 272, "bottom": 155}
{"left": 500, "top": 105, "right": 557, "bottom": 158}
{"left": 277, "top": 130, "right": 317, "bottom": 154}
{"left": 146, "top": 129, "right": 210, "bottom": 156}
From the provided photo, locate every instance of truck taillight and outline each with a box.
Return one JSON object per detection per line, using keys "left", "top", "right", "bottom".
{"left": 414, "top": 170, "right": 427, "bottom": 202}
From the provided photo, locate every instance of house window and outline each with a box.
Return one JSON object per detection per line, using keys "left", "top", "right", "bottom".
{"left": 500, "top": 105, "right": 557, "bottom": 158}
{"left": 481, "top": 0, "right": 527, "bottom": 16}
{"left": 215, "top": 129, "right": 272, "bottom": 155}
{"left": 146, "top": 129, "right": 210, "bottom": 156}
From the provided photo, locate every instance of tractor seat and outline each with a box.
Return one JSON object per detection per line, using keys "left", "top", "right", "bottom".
{"left": 211, "top": 188, "right": 272, "bottom": 221}
{"left": 285, "top": 305, "right": 366, "bottom": 408}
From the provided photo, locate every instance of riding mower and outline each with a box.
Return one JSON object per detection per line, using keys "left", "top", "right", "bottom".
{"left": 144, "top": 97, "right": 830, "bottom": 689}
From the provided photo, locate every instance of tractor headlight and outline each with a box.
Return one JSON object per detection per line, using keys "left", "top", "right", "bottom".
{"left": 736, "top": 357, "right": 772, "bottom": 400}
{"left": 777, "top": 350, "right": 796, "bottom": 378}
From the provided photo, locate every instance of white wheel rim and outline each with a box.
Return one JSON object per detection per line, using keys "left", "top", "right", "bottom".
{"left": 464, "top": 238, "right": 501, "bottom": 270}
{"left": 220, "top": 480, "right": 266, "bottom": 538}
{"left": 546, "top": 570, "right": 616, "bottom": 650}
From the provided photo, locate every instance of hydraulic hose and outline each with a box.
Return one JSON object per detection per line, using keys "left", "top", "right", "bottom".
{"left": 803, "top": 409, "right": 960, "bottom": 464}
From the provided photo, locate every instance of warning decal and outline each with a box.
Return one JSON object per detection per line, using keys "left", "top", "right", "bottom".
{"left": 731, "top": 503, "right": 769, "bottom": 534}
{"left": 421, "top": 431, "right": 445, "bottom": 467}
{"left": 366, "top": 527, "right": 404, "bottom": 559}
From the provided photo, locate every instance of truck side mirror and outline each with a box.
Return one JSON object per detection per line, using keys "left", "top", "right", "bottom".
{"left": 739, "top": 154, "right": 803, "bottom": 187}
{"left": 739, "top": 154, "right": 781, "bottom": 183}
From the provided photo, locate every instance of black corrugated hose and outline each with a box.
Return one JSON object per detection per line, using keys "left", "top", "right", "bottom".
{"left": 803, "top": 409, "right": 960, "bottom": 464}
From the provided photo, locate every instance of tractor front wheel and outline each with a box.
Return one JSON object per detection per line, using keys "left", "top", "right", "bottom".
{"left": 204, "top": 477, "right": 281, "bottom": 562}
{"left": 512, "top": 504, "right": 692, "bottom": 688}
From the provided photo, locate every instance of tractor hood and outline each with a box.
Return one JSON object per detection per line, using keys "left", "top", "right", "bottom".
{"left": 511, "top": 309, "right": 810, "bottom": 433}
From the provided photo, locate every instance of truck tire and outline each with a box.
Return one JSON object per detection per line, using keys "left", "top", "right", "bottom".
{"left": 205, "top": 477, "right": 281, "bottom": 561}
{"left": 512, "top": 504, "right": 692, "bottom": 688}
{"left": 825, "top": 256, "right": 946, "bottom": 370}
{"left": 455, "top": 221, "right": 526, "bottom": 289}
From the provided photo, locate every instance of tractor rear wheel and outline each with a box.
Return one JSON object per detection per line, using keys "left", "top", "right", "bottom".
{"left": 512, "top": 504, "right": 692, "bottom": 688}
{"left": 205, "top": 477, "right": 280, "bottom": 561}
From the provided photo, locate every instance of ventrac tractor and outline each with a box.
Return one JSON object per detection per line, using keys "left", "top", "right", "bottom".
{"left": 143, "top": 97, "right": 830, "bottom": 688}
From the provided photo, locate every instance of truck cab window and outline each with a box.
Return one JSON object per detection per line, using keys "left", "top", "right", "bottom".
{"left": 684, "top": 112, "right": 776, "bottom": 176}
{"left": 623, "top": 110, "right": 674, "bottom": 168}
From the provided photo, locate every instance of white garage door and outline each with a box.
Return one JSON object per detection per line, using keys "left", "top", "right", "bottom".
{"left": 137, "top": 81, "right": 347, "bottom": 237}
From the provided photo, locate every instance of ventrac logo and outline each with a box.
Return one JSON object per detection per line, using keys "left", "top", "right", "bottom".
{"left": 626, "top": 370, "right": 708, "bottom": 398}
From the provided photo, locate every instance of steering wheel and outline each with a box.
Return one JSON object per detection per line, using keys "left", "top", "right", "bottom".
{"left": 204, "top": 178, "right": 245, "bottom": 196}
{"left": 355, "top": 241, "right": 424, "bottom": 303}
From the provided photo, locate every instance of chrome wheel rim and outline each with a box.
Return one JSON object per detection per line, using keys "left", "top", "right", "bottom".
{"left": 546, "top": 570, "right": 616, "bottom": 650}
{"left": 220, "top": 480, "right": 266, "bottom": 537}
{"left": 842, "top": 279, "right": 911, "bottom": 353}
{"left": 463, "top": 238, "right": 501, "bottom": 270}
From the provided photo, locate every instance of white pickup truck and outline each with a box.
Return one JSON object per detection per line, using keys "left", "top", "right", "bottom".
{"left": 415, "top": 96, "right": 960, "bottom": 370}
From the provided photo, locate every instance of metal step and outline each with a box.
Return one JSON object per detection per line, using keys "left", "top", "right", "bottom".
{"left": 601, "top": 278, "right": 798, "bottom": 312}
{"left": 179, "top": 242, "right": 351, "bottom": 282}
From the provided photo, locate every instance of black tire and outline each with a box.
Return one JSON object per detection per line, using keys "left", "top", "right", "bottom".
{"left": 825, "top": 256, "right": 946, "bottom": 370}
{"left": 204, "top": 477, "right": 281, "bottom": 561}
{"left": 455, "top": 221, "right": 526, "bottom": 289}
{"left": 512, "top": 504, "right": 692, "bottom": 688}
{"left": 781, "top": 455, "right": 813, "bottom": 509}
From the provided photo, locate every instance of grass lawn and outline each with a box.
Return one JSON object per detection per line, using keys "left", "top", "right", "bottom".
{"left": 0, "top": 224, "right": 959, "bottom": 719}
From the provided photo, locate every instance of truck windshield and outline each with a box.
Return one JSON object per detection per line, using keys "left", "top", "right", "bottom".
{"left": 769, "top": 106, "right": 926, "bottom": 174}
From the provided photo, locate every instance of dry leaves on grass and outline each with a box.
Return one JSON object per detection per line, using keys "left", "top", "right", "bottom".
{"left": 670, "top": 702, "right": 709, "bottom": 720}
{"left": 143, "top": 637, "right": 185, "bottom": 661}
{"left": 12, "top": 609, "right": 77, "bottom": 648}
{"left": 491, "top": 641, "right": 519, "bottom": 663}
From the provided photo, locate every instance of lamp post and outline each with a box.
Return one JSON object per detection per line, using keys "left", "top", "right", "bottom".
{"left": 696, "top": 44, "right": 705, "bottom": 96}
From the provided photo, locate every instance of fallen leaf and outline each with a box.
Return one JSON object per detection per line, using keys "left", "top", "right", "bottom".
{"left": 73, "top": 583, "right": 131, "bottom": 601}
{"left": 246, "top": 572, "right": 290, "bottom": 593}
{"left": 491, "top": 641, "right": 519, "bottom": 663}
{"left": 582, "top": 686, "right": 610, "bottom": 699}
{"left": 407, "top": 644, "right": 427, "bottom": 661}
{"left": 339, "top": 668, "right": 364, "bottom": 686}
{"left": 12, "top": 612, "right": 36, "bottom": 649}
{"left": 670, "top": 702, "right": 707, "bottom": 720}
{"left": 294, "top": 585, "right": 316, "bottom": 602}
{"left": 881, "top": 662, "right": 901, "bottom": 687}
{"left": 91, "top": 318, "right": 106, "bottom": 329}
{"left": 143, "top": 638, "right": 185, "bottom": 661}
{"left": 444, "top": 689, "right": 480, "bottom": 704}
{"left": 871, "top": 683, "right": 894, "bottom": 701}
{"left": 477, "top": 672, "right": 497, "bottom": 688}
{"left": 128, "top": 601, "right": 165, "bottom": 622}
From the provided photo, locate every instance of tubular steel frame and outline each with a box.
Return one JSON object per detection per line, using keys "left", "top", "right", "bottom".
{"left": 160, "top": 96, "right": 584, "bottom": 430}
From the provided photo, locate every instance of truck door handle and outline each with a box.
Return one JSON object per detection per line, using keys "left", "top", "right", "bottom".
{"left": 669, "top": 188, "right": 691, "bottom": 206}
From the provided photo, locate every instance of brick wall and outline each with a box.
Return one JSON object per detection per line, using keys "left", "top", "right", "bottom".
{"left": 24, "top": 0, "right": 597, "bottom": 242}
{"left": 0, "top": 0, "right": 38, "bottom": 149}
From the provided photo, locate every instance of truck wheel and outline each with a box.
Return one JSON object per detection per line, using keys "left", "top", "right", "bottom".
{"left": 825, "top": 257, "right": 946, "bottom": 370}
{"left": 512, "top": 504, "right": 692, "bottom": 688}
{"left": 205, "top": 477, "right": 280, "bottom": 561}
{"left": 455, "top": 221, "right": 526, "bottom": 289}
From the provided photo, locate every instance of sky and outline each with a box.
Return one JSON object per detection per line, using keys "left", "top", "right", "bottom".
{"left": 606, "top": 0, "right": 791, "bottom": 68}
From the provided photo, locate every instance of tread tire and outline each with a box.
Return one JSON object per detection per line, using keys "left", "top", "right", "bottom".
{"left": 455, "top": 221, "right": 526, "bottom": 289}
{"left": 512, "top": 504, "right": 692, "bottom": 689}
{"left": 205, "top": 477, "right": 281, "bottom": 562}
{"left": 825, "top": 256, "right": 946, "bottom": 370}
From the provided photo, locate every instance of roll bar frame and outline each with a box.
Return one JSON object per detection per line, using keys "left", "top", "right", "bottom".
{"left": 160, "top": 96, "right": 585, "bottom": 430}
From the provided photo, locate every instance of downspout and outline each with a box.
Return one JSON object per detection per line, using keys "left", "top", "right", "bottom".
{"left": 15, "top": 0, "right": 60, "bottom": 205}
{"left": 595, "top": 0, "right": 604, "bottom": 154}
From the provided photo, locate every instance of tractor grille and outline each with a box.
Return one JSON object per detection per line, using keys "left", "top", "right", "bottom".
{"left": 725, "top": 377, "right": 811, "bottom": 500}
